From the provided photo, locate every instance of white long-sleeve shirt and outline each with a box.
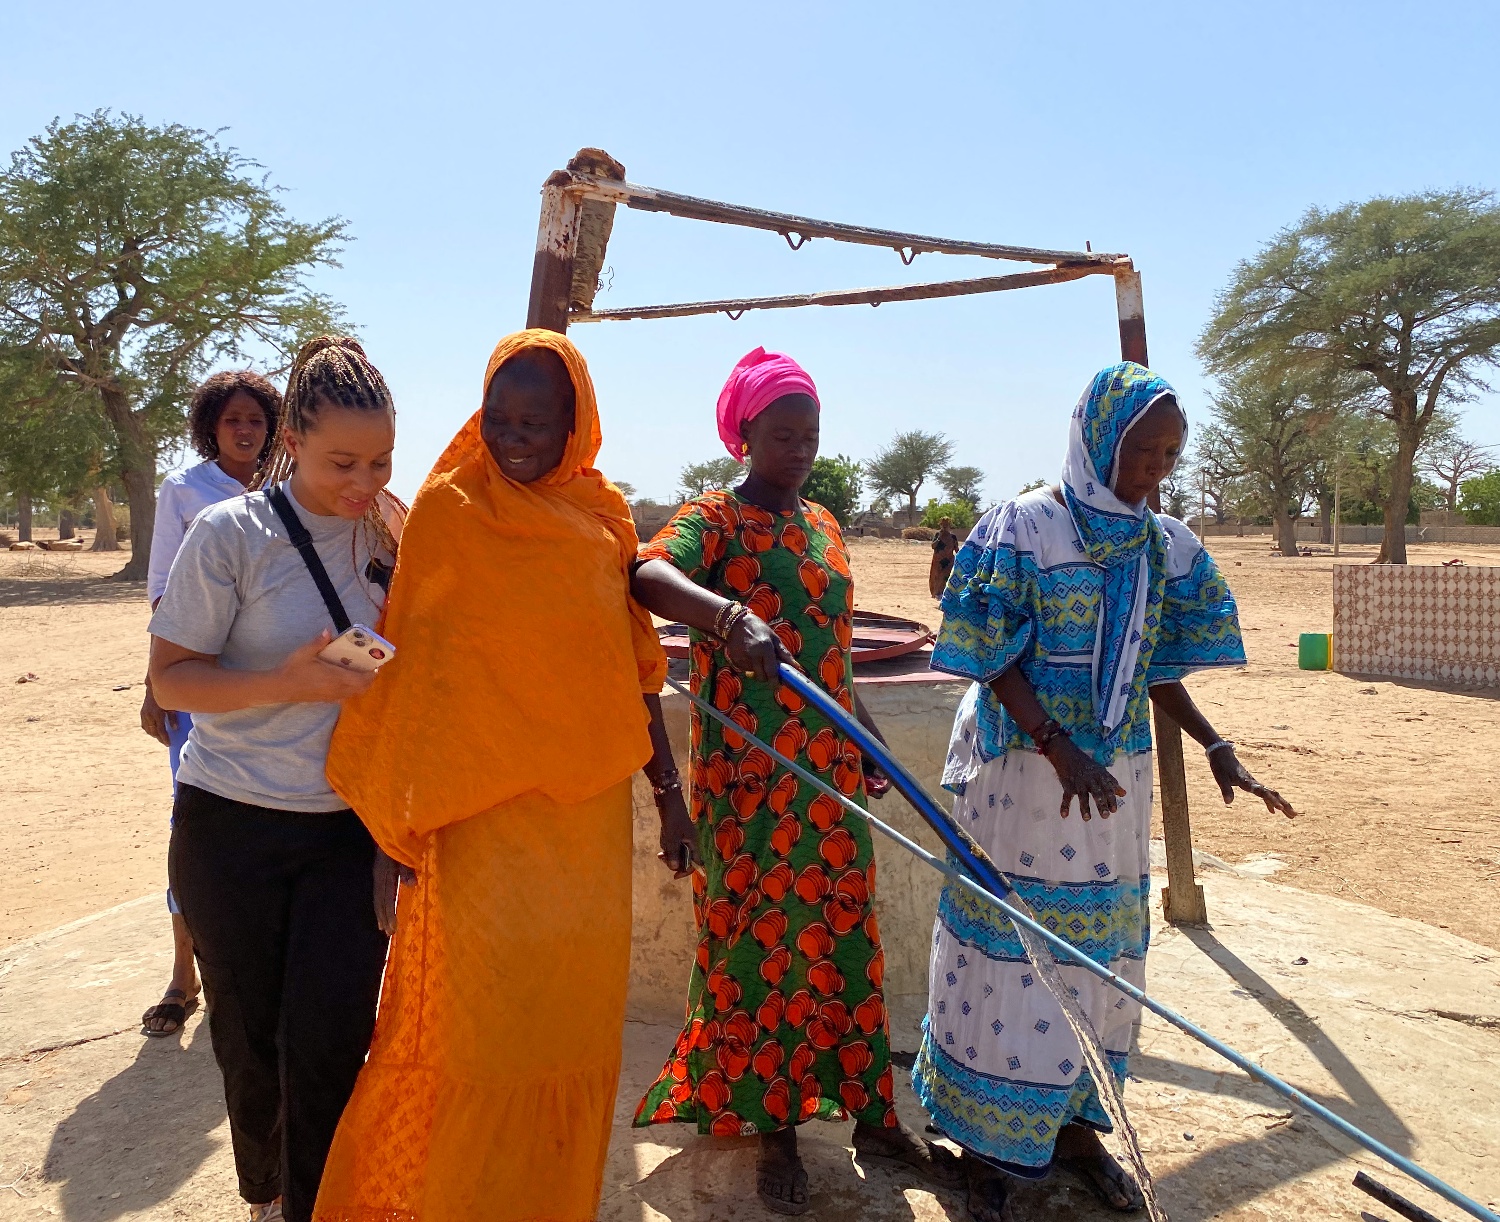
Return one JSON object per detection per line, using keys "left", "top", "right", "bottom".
{"left": 147, "top": 460, "right": 248, "bottom": 604}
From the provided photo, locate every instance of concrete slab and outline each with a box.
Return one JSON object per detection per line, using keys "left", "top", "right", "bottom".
{"left": 1, "top": 870, "right": 1496, "bottom": 1221}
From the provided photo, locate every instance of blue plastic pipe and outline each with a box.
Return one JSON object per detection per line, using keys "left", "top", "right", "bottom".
{"left": 662, "top": 664, "right": 1500, "bottom": 1222}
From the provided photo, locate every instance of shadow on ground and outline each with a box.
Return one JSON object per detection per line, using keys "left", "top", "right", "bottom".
{"left": 41, "top": 1019, "right": 225, "bottom": 1221}
{"left": 0, "top": 569, "right": 144, "bottom": 609}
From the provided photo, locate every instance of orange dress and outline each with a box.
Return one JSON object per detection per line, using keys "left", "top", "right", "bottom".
{"left": 313, "top": 330, "right": 666, "bottom": 1222}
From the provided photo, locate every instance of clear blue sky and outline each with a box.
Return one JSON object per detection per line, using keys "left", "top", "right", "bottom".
{"left": 4, "top": 1, "right": 1498, "bottom": 504}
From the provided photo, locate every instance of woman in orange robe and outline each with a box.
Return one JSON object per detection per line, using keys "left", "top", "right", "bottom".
{"left": 313, "top": 329, "right": 696, "bottom": 1222}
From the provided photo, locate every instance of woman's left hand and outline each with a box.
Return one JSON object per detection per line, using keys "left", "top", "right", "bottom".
{"left": 1209, "top": 748, "right": 1297, "bottom": 817}
{"left": 656, "top": 789, "right": 698, "bottom": 879}
{"left": 373, "top": 848, "right": 417, "bottom": 935}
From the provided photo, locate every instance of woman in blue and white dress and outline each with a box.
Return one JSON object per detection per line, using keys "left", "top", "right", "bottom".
{"left": 139, "top": 370, "right": 282, "bottom": 1037}
{"left": 913, "top": 363, "right": 1295, "bottom": 1220}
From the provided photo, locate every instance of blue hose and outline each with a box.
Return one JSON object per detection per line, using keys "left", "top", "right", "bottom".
{"left": 666, "top": 663, "right": 1500, "bottom": 1222}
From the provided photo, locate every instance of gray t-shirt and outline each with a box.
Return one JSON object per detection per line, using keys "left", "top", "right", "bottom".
{"left": 149, "top": 483, "right": 392, "bottom": 812}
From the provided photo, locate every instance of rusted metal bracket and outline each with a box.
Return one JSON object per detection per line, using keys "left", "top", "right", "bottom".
{"left": 572, "top": 264, "right": 1106, "bottom": 324}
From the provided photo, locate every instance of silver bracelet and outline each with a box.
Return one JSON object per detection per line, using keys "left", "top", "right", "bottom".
{"left": 1205, "top": 739, "right": 1235, "bottom": 757}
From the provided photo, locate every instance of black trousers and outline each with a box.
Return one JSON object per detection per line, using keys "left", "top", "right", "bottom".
{"left": 169, "top": 783, "right": 388, "bottom": 1222}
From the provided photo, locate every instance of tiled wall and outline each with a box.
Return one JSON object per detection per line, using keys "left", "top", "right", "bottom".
{"left": 1333, "top": 564, "right": 1499, "bottom": 688}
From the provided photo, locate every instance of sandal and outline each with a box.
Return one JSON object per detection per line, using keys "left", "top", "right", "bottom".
{"left": 141, "top": 988, "right": 199, "bottom": 1038}
{"left": 756, "top": 1142, "right": 809, "bottom": 1216}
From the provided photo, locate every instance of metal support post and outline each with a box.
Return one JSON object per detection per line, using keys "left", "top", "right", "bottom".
{"left": 525, "top": 174, "right": 581, "bottom": 333}
{"left": 1115, "top": 268, "right": 1208, "bottom": 925}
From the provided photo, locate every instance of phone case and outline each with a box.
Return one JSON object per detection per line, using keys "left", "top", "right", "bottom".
{"left": 319, "top": 624, "right": 396, "bottom": 672}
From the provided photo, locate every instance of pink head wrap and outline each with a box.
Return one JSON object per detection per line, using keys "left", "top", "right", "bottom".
{"left": 715, "top": 347, "right": 820, "bottom": 462}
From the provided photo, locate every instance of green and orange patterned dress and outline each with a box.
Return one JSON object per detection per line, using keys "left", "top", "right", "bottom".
{"left": 634, "top": 489, "right": 897, "bottom": 1137}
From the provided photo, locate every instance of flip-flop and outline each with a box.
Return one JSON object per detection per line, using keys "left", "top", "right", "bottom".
{"left": 141, "top": 989, "right": 199, "bottom": 1038}
{"left": 1057, "top": 1153, "right": 1145, "bottom": 1213}
{"left": 756, "top": 1152, "right": 809, "bottom": 1216}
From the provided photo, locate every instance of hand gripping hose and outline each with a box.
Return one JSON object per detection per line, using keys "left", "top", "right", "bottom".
{"left": 661, "top": 662, "right": 1500, "bottom": 1222}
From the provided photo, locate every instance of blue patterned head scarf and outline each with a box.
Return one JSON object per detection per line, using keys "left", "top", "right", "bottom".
{"left": 1060, "top": 363, "right": 1185, "bottom": 731}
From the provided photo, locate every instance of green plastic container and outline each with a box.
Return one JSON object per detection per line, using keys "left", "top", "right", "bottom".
{"left": 1298, "top": 632, "right": 1333, "bottom": 670}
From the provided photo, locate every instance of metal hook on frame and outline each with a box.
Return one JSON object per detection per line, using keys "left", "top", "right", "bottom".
{"left": 781, "top": 231, "right": 809, "bottom": 251}
{"left": 724, "top": 309, "right": 746, "bottom": 321}
{"left": 897, "top": 246, "right": 919, "bottom": 265}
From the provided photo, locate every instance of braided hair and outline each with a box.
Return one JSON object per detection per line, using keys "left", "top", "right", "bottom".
{"left": 188, "top": 370, "right": 283, "bottom": 466}
{"left": 251, "top": 335, "right": 405, "bottom": 559}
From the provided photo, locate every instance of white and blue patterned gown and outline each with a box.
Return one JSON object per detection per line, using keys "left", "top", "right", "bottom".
{"left": 911, "top": 489, "right": 1245, "bottom": 1175}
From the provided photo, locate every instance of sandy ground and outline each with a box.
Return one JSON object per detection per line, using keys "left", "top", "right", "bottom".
{"left": 2, "top": 533, "right": 1498, "bottom": 953}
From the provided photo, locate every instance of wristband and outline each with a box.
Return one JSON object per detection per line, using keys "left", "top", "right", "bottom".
{"left": 1205, "top": 739, "right": 1235, "bottom": 757}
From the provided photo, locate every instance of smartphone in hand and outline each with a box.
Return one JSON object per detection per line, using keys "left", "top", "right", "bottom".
{"left": 319, "top": 624, "right": 397, "bottom": 672}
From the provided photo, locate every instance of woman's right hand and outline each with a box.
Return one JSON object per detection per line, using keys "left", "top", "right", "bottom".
{"left": 1044, "top": 736, "right": 1126, "bottom": 821}
{"left": 725, "top": 611, "right": 787, "bottom": 684}
{"left": 139, "top": 680, "right": 172, "bottom": 746}
{"left": 275, "top": 630, "right": 377, "bottom": 704}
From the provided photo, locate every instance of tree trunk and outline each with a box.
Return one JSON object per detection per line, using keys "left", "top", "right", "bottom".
{"left": 1317, "top": 495, "right": 1332, "bottom": 545}
{"left": 17, "top": 493, "right": 32, "bottom": 542}
{"left": 100, "top": 388, "right": 156, "bottom": 580}
{"left": 58, "top": 508, "right": 76, "bottom": 540}
{"left": 1274, "top": 508, "right": 1300, "bottom": 558}
{"left": 1377, "top": 407, "right": 1421, "bottom": 564}
{"left": 91, "top": 486, "right": 121, "bottom": 552}
{"left": 116, "top": 464, "right": 156, "bottom": 579}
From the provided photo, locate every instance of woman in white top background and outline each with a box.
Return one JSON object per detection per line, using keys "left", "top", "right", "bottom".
{"left": 139, "top": 370, "right": 282, "bottom": 1037}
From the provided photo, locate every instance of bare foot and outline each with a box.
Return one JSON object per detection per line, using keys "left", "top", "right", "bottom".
{"left": 853, "top": 1118, "right": 964, "bottom": 1184}
{"left": 1055, "top": 1122, "right": 1144, "bottom": 1212}
{"left": 965, "top": 1156, "right": 1014, "bottom": 1222}
{"left": 757, "top": 1127, "right": 809, "bottom": 1216}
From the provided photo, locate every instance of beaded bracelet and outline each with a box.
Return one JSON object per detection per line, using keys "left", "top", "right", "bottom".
{"left": 650, "top": 768, "right": 683, "bottom": 801}
{"left": 1205, "top": 739, "right": 1235, "bottom": 757}
{"left": 1029, "top": 717, "right": 1070, "bottom": 754}
{"left": 714, "top": 600, "right": 750, "bottom": 640}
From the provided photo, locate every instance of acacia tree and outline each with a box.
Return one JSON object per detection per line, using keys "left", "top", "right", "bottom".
{"left": 865, "top": 430, "right": 953, "bottom": 518}
{"left": 678, "top": 457, "right": 743, "bottom": 498}
{"left": 938, "top": 464, "right": 985, "bottom": 509}
{"left": 1208, "top": 366, "right": 1336, "bottom": 557}
{"left": 1418, "top": 425, "right": 1495, "bottom": 515}
{"left": 1198, "top": 189, "right": 1500, "bottom": 563}
{"left": 0, "top": 352, "right": 104, "bottom": 542}
{"left": 0, "top": 112, "right": 347, "bottom": 579}
{"left": 1180, "top": 425, "right": 1243, "bottom": 528}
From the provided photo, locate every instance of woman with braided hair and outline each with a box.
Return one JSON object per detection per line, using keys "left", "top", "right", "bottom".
{"left": 149, "top": 336, "right": 408, "bottom": 1222}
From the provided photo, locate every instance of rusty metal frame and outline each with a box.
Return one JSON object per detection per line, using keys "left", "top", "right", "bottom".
{"left": 524, "top": 148, "right": 1208, "bottom": 925}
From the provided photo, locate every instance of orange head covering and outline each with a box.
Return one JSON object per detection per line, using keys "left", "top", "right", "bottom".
{"left": 326, "top": 328, "right": 666, "bottom": 865}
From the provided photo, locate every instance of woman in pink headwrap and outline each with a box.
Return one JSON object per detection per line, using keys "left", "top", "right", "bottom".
{"left": 630, "top": 349, "right": 960, "bottom": 1213}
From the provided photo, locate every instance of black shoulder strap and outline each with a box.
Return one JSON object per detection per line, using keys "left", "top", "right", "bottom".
{"left": 267, "top": 486, "right": 352, "bottom": 634}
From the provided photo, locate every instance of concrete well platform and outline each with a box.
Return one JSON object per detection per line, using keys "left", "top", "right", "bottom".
{"left": 2, "top": 862, "right": 1496, "bottom": 1221}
